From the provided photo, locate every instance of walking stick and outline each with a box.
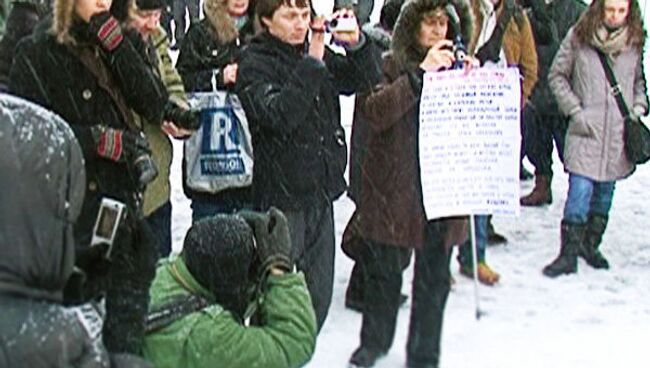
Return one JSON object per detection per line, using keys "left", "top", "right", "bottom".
{"left": 469, "top": 214, "right": 485, "bottom": 320}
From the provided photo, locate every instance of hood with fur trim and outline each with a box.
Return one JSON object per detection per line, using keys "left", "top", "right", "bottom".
{"left": 392, "top": 0, "right": 473, "bottom": 71}
{"left": 203, "top": 0, "right": 257, "bottom": 44}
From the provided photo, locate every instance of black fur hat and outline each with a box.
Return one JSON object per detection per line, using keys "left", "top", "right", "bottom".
{"left": 182, "top": 215, "right": 256, "bottom": 301}
{"left": 136, "top": 0, "right": 165, "bottom": 10}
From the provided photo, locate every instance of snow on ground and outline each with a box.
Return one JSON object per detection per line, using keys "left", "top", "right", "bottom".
{"left": 170, "top": 94, "right": 650, "bottom": 368}
{"left": 166, "top": 2, "right": 649, "bottom": 367}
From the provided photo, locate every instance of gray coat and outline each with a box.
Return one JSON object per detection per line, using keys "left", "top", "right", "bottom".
{"left": 549, "top": 28, "right": 648, "bottom": 181}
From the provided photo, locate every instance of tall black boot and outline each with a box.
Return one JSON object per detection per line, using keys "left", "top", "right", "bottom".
{"left": 579, "top": 214, "right": 610, "bottom": 269}
{"left": 543, "top": 221, "right": 585, "bottom": 278}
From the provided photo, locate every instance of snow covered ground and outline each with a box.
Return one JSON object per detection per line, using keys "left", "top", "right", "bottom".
{"left": 170, "top": 95, "right": 650, "bottom": 368}
{"left": 166, "top": 1, "right": 650, "bottom": 367}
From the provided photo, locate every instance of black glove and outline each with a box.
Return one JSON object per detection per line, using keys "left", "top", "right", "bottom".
{"left": 90, "top": 126, "right": 151, "bottom": 162}
{"left": 239, "top": 207, "right": 293, "bottom": 276}
{"left": 163, "top": 101, "right": 201, "bottom": 130}
{"left": 88, "top": 11, "right": 124, "bottom": 52}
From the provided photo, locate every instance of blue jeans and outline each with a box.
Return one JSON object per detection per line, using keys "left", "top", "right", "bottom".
{"left": 563, "top": 174, "right": 615, "bottom": 224}
{"left": 458, "top": 215, "right": 488, "bottom": 267}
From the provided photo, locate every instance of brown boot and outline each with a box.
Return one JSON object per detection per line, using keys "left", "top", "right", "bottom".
{"left": 520, "top": 175, "right": 552, "bottom": 206}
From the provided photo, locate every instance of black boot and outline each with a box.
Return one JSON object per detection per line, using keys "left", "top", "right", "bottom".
{"left": 543, "top": 221, "right": 585, "bottom": 278}
{"left": 349, "top": 346, "right": 387, "bottom": 367}
{"left": 579, "top": 214, "right": 610, "bottom": 269}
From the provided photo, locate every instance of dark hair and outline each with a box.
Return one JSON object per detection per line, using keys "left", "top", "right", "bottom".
{"left": 574, "top": 0, "right": 646, "bottom": 50}
{"left": 256, "top": 0, "right": 310, "bottom": 24}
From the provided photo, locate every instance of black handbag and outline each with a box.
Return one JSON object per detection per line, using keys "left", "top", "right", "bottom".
{"left": 595, "top": 49, "right": 650, "bottom": 165}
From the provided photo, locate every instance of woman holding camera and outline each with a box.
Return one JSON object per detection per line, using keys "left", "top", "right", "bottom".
{"left": 9, "top": 0, "right": 167, "bottom": 355}
{"left": 350, "top": 0, "right": 473, "bottom": 366}
{"left": 543, "top": 0, "right": 647, "bottom": 277}
{"left": 176, "top": 0, "right": 256, "bottom": 221}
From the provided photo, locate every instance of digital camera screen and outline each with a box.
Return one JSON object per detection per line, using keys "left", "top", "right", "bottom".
{"left": 96, "top": 206, "right": 119, "bottom": 238}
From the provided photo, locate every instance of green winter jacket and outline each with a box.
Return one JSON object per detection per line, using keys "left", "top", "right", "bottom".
{"left": 139, "top": 26, "right": 186, "bottom": 216}
{"left": 142, "top": 256, "right": 317, "bottom": 368}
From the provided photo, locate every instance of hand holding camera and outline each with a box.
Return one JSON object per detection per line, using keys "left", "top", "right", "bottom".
{"left": 163, "top": 101, "right": 201, "bottom": 131}
{"left": 239, "top": 207, "right": 293, "bottom": 277}
{"left": 420, "top": 39, "right": 455, "bottom": 72}
{"left": 327, "top": 9, "right": 360, "bottom": 46}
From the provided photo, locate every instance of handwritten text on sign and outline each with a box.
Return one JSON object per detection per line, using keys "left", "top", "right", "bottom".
{"left": 419, "top": 67, "right": 521, "bottom": 219}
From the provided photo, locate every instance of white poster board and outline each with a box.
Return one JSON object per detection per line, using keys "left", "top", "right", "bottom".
{"left": 419, "top": 67, "right": 521, "bottom": 219}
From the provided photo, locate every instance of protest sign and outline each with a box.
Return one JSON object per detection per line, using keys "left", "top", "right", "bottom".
{"left": 419, "top": 67, "right": 521, "bottom": 219}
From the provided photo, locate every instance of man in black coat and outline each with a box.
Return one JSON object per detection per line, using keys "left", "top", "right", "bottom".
{"left": 235, "top": 0, "right": 380, "bottom": 331}
{"left": 8, "top": 0, "right": 165, "bottom": 355}
{"left": 519, "top": 0, "right": 586, "bottom": 206}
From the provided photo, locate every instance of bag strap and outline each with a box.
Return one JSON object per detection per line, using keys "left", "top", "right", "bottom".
{"left": 145, "top": 294, "right": 210, "bottom": 333}
{"left": 595, "top": 48, "right": 631, "bottom": 118}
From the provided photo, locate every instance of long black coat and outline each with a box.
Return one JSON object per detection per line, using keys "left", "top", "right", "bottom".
{"left": 235, "top": 32, "right": 380, "bottom": 210}
{"left": 9, "top": 20, "right": 167, "bottom": 244}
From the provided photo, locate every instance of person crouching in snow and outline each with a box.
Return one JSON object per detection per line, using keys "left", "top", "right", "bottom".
{"left": 142, "top": 209, "right": 317, "bottom": 368}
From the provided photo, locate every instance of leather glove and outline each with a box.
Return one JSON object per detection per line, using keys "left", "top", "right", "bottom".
{"left": 91, "top": 126, "right": 151, "bottom": 162}
{"left": 88, "top": 11, "right": 124, "bottom": 52}
{"left": 163, "top": 101, "right": 201, "bottom": 130}
{"left": 239, "top": 207, "right": 293, "bottom": 276}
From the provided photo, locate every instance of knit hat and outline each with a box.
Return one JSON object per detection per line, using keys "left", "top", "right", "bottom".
{"left": 135, "top": 0, "right": 165, "bottom": 10}
{"left": 182, "top": 215, "right": 256, "bottom": 300}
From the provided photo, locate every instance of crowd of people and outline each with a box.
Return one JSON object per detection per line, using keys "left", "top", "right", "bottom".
{"left": 0, "top": 0, "right": 647, "bottom": 367}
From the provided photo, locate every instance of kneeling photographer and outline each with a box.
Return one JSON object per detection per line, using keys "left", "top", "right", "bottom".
{"left": 142, "top": 209, "right": 317, "bottom": 368}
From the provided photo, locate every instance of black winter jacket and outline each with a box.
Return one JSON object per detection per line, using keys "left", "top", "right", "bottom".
{"left": 527, "top": 0, "right": 586, "bottom": 113}
{"left": 9, "top": 19, "right": 167, "bottom": 244}
{"left": 235, "top": 32, "right": 380, "bottom": 210}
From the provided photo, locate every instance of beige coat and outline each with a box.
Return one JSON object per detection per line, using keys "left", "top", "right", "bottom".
{"left": 549, "top": 28, "right": 648, "bottom": 181}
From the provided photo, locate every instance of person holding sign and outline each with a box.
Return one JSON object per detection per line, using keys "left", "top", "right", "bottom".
{"left": 543, "top": 0, "right": 647, "bottom": 277}
{"left": 349, "top": 0, "right": 473, "bottom": 366}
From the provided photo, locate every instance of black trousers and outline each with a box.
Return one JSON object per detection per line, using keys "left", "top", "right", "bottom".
{"left": 522, "top": 103, "right": 567, "bottom": 177}
{"left": 358, "top": 222, "right": 452, "bottom": 367}
{"left": 284, "top": 197, "right": 335, "bottom": 332}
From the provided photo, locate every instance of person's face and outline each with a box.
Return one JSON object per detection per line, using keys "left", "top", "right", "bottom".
{"left": 262, "top": 4, "right": 311, "bottom": 45}
{"left": 418, "top": 9, "right": 449, "bottom": 49}
{"left": 602, "top": 0, "right": 630, "bottom": 29}
{"left": 490, "top": 0, "right": 501, "bottom": 6}
{"left": 130, "top": 8, "right": 162, "bottom": 37}
{"left": 75, "top": 0, "right": 112, "bottom": 22}
{"left": 226, "top": 0, "right": 250, "bottom": 16}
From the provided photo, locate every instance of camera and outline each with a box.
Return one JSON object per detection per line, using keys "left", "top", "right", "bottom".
{"left": 130, "top": 131, "right": 158, "bottom": 190}
{"left": 163, "top": 101, "right": 201, "bottom": 131}
{"left": 452, "top": 36, "right": 468, "bottom": 70}
{"left": 91, "top": 197, "right": 126, "bottom": 256}
{"left": 326, "top": 15, "right": 357, "bottom": 33}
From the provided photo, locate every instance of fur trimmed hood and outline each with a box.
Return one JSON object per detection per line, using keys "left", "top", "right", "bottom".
{"left": 203, "top": 0, "right": 256, "bottom": 44}
{"left": 392, "top": 0, "right": 473, "bottom": 70}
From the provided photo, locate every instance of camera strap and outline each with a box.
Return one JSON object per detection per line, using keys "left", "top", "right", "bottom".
{"left": 66, "top": 45, "right": 139, "bottom": 131}
{"left": 145, "top": 294, "right": 210, "bottom": 333}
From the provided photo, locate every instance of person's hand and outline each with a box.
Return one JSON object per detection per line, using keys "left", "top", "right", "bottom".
{"left": 223, "top": 63, "right": 238, "bottom": 85}
{"left": 238, "top": 207, "right": 293, "bottom": 277}
{"left": 88, "top": 11, "right": 124, "bottom": 52}
{"left": 420, "top": 40, "right": 454, "bottom": 72}
{"left": 330, "top": 9, "right": 360, "bottom": 46}
{"left": 309, "top": 16, "right": 326, "bottom": 61}
{"left": 90, "top": 126, "right": 151, "bottom": 162}
{"left": 162, "top": 121, "right": 193, "bottom": 138}
{"left": 462, "top": 55, "right": 480, "bottom": 74}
